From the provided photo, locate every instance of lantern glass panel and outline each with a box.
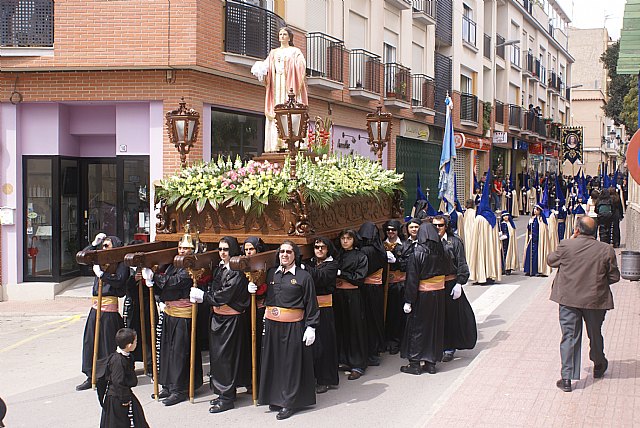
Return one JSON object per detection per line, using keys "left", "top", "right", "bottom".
{"left": 380, "top": 122, "right": 389, "bottom": 141}
{"left": 175, "top": 119, "right": 186, "bottom": 141}
{"left": 278, "top": 114, "right": 289, "bottom": 138}
{"left": 291, "top": 114, "right": 302, "bottom": 139}
{"left": 187, "top": 119, "right": 196, "bottom": 142}
{"left": 371, "top": 121, "right": 380, "bottom": 141}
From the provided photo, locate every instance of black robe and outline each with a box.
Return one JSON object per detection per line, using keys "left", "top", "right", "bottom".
{"left": 123, "top": 271, "right": 157, "bottom": 371}
{"left": 305, "top": 256, "right": 339, "bottom": 386}
{"left": 401, "top": 224, "right": 449, "bottom": 364}
{"left": 153, "top": 265, "right": 203, "bottom": 394}
{"left": 204, "top": 264, "right": 251, "bottom": 402}
{"left": 97, "top": 352, "right": 149, "bottom": 428}
{"left": 441, "top": 234, "right": 477, "bottom": 351}
{"left": 258, "top": 266, "right": 319, "bottom": 408}
{"left": 82, "top": 261, "right": 128, "bottom": 378}
{"left": 334, "top": 249, "right": 369, "bottom": 371}
{"left": 384, "top": 239, "right": 408, "bottom": 353}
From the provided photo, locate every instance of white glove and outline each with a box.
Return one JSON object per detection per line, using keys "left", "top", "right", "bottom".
{"left": 499, "top": 233, "right": 508, "bottom": 241}
{"left": 300, "top": 264, "right": 306, "bottom": 270}
{"left": 248, "top": 282, "right": 257, "bottom": 294}
{"left": 189, "top": 287, "right": 204, "bottom": 303}
{"left": 141, "top": 268, "right": 154, "bottom": 281}
{"left": 92, "top": 233, "right": 107, "bottom": 247}
{"left": 528, "top": 218, "right": 534, "bottom": 224}
{"left": 250, "top": 60, "right": 269, "bottom": 82}
{"left": 451, "top": 284, "right": 462, "bottom": 300}
{"left": 158, "top": 302, "right": 166, "bottom": 313}
{"left": 337, "top": 269, "right": 342, "bottom": 276}
{"left": 403, "top": 303, "right": 412, "bottom": 313}
{"left": 302, "top": 326, "right": 316, "bottom": 346}
{"left": 92, "top": 264, "right": 104, "bottom": 278}
{"left": 386, "top": 251, "right": 396, "bottom": 264}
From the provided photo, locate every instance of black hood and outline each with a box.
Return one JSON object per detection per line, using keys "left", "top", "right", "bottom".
{"left": 106, "top": 236, "right": 123, "bottom": 248}
{"left": 417, "top": 222, "right": 440, "bottom": 244}
{"left": 220, "top": 236, "right": 242, "bottom": 257}
{"left": 358, "top": 221, "right": 385, "bottom": 254}
{"left": 243, "top": 236, "right": 265, "bottom": 254}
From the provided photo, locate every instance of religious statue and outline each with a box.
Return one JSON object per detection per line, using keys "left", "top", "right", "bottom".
{"left": 251, "top": 27, "right": 308, "bottom": 152}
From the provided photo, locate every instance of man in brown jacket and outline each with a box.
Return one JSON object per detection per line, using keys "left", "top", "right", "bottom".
{"left": 547, "top": 216, "right": 620, "bottom": 392}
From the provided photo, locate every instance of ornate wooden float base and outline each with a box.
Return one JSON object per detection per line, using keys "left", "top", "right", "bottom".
{"left": 155, "top": 190, "right": 403, "bottom": 245}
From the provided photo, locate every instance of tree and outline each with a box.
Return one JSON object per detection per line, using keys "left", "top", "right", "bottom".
{"left": 620, "top": 76, "right": 638, "bottom": 135}
{"left": 600, "top": 41, "right": 634, "bottom": 128}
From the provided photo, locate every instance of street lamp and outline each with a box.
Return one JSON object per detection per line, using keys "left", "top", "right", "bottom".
{"left": 274, "top": 88, "right": 310, "bottom": 179}
{"left": 166, "top": 98, "right": 200, "bottom": 168}
{"left": 365, "top": 104, "right": 393, "bottom": 165}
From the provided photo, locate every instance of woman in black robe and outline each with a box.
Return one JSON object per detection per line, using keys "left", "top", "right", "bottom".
{"left": 401, "top": 223, "right": 449, "bottom": 375}
{"left": 190, "top": 236, "right": 250, "bottom": 413}
{"left": 304, "top": 236, "right": 339, "bottom": 393}
{"left": 77, "top": 235, "right": 127, "bottom": 391}
{"left": 358, "top": 222, "right": 387, "bottom": 365}
{"left": 334, "top": 229, "right": 369, "bottom": 380}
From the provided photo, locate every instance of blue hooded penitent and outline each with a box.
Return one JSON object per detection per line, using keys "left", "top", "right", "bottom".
{"left": 501, "top": 210, "right": 516, "bottom": 230}
{"left": 477, "top": 169, "right": 496, "bottom": 228}
{"left": 555, "top": 175, "right": 566, "bottom": 209}
{"left": 416, "top": 172, "right": 427, "bottom": 201}
{"left": 535, "top": 171, "right": 540, "bottom": 203}
{"left": 539, "top": 178, "right": 551, "bottom": 218}
{"left": 473, "top": 173, "right": 480, "bottom": 191}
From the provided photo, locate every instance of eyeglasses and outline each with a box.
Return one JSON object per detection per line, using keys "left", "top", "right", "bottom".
{"left": 387, "top": 228, "right": 397, "bottom": 232}
{"left": 314, "top": 245, "right": 327, "bottom": 250}
{"left": 102, "top": 244, "right": 111, "bottom": 248}
{"left": 218, "top": 247, "right": 229, "bottom": 252}
{"left": 434, "top": 224, "right": 446, "bottom": 228}
{"left": 279, "top": 249, "right": 294, "bottom": 254}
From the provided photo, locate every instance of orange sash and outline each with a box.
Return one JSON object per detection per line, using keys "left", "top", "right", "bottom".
{"left": 92, "top": 296, "right": 118, "bottom": 313}
{"left": 364, "top": 268, "right": 383, "bottom": 285}
{"left": 336, "top": 278, "right": 358, "bottom": 290}
{"left": 418, "top": 275, "right": 445, "bottom": 292}
{"left": 265, "top": 306, "right": 304, "bottom": 322}
{"left": 212, "top": 304, "right": 243, "bottom": 316}
{"left": 317, "top": 294, "right": 333, "bottom": 308}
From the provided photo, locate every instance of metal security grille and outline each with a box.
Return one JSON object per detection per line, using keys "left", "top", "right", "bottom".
{"left": 224, "top": 0, "right": 285, "bottom": 59}
{"left": 453, "top": 150, "right": 467, "bottom": 202}
{"left": 1, "top": 0, "right": 54, "bottom": 47}
{"left": 395, "top": 136, "right": 441, "bottom": 215}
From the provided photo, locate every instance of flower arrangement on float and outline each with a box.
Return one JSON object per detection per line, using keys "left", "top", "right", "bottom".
{"left": 156, "top": 153, "right": 405, "bottom": 215}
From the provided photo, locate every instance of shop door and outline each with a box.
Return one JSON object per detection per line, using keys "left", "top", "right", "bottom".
{"left": 81, "top": 160, "right": 118, "bottom": 250}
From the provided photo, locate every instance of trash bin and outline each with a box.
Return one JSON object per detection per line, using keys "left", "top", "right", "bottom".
{"left": 620, "top": 251, "right": 640, "bottom": 281}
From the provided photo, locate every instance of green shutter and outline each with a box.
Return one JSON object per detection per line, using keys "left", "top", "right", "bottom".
{"left": 395, "top": 136, "right": 442, "bottom": 215}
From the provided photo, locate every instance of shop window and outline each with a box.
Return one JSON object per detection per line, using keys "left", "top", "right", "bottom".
{"left": 60, "top": 159, "right": 79, "bottom": 276}
{"left": 123, "top": 158, "right": 150, "bottom": 244}
{"left": 25, "top": 158, "right": 53, "bottom": 278}
{"left": 211, "top": 109, "right": 265, "bottom": 160}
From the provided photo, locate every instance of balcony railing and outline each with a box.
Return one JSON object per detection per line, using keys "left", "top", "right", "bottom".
{"left": 224, "top": 0, "right": 285, "bottom": 59}
{"left": 534, "top": 59, "right": 541, "bottom": 78}
{"left": 349, "top": 49, "right": 381, "bottom": 93}
{"left": 496, "top": 34, "right": 505, "bottom": 59}
{"left": 524, "top": 110, "right": 536, "bottom": 133}
{"left": 411, "top": 74, "right": 435, "bottom": 110}
{"left": 306, "top": 32, "right": 345, "bottom": 82}
{"left": 510, "top": 45, "right": 521, "bottom": 67}
{"left": 495, "top": 100, "right": 504, "bottom": 124}
{"left": 462, "top": 15, "right": 476, "bottom": 46}
{"left": 536, "top": 117, "right": 547, "bottom": 138}
{"left": 460, "top": 93, "right": 478, "bottom": 123}
{"left": 1, "top": 0, "right": 54, "bottom": 47}
{"left": 548, "top": 71, "right": 562, "bottom": 92}
{"left": 524, "top": 52, "right": 535, "bottom": 75}
{"left": 523, "top": 0, "right": 533, "bottom": 14}
{"left": 509, "top": 104, "right": 522, "bottom": 129}
{"left": 412, "top": 0, "right": 435, "bottom": 19}
{"left": 483, "top": 34, "right": 491, "bottom": 59}
{"left": 384, "top": 63, "right": 412, "bottom": 102}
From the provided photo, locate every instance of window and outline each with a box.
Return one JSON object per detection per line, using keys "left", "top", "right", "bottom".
{"left": 211, "top": 109, "right": 265, "bottom": 160}
{"left": 510, "top": 45, "right": 521, "bottom": 67}
{"left": 25, "top": 158, "right": 53, "bottom": 278}
{"left": 461, "top": 75, "right": 472, "bottom": 94}
{"left": 462, "top": 5, "right": 476, "bottom": 46}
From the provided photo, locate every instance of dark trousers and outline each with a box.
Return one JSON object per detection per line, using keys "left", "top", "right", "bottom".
{"left": 558, "top": 305, "right": 607, "bottom": 380}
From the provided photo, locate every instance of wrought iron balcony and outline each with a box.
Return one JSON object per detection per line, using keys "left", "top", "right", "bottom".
{"left": 306, "top": 32, "right": 345, "bottom": 91}
{"left": 460, "top": 93, "right": 478, "bottom": 123}
{"left": 1, "top": 0, "right": 54, "bottom": 47}
{"left": 412, "top": 0, "right": 436, "bottom": 25}
{"left": 496, "top": 34, "right": 506, "bottom": 60}
{"left": 224, "top": 0, "right": 285, "bottom": 61}
{"left": 483, "top": 34, "right": 491, "bottom": 59}
{"left": 536, "top": 117, "right": 547, "bottom": 138}
{"left": 509, "top": 104, "right": 522, "bottom": 130}
{"left": 384, "top": 63, "right": 412, "bottom": 108}
{"left": 411, "top": 74, "right": 435, "bottom": 115}
{"left": 349, "top": 49, "right": 382, "bottom": 101}
{"left": 495, "top": 101, "right": 504, "bottom": 124}
{"left": 524, "top": 52, "right": 535, "bottom": 77}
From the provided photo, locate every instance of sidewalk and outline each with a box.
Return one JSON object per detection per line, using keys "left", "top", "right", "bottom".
{"left": 0, "top": 297, "right": 90, "bottom": 317}
{"left": 426, "top": 244, "right": 640, "bottom": 427}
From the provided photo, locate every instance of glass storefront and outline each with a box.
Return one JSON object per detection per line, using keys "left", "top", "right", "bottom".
{"left": 25, "top": 158, "right": 54, "bottom": 278}
{"left": 211, "top": 109, "right": 265, "bottom": 159}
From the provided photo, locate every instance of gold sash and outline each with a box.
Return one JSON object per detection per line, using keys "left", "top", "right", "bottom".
{"left": 364, "top": 268, "right": 383, "bottom": 285}
{"left": 164, "top": 299, "right": 193, "bottom": 319}
{"left": 389, "top": 270, "right": 406, "bottom": 283}
{"left": 265, "top": 306, "right": 304, "bottom": 322}
{"left": 418, "top": 275, "right": 445, "bottom": 292}
{"left": 317, "top": 294, "right": 333, "bottom": 308}
{"left": 92, "top": 296, "right": 118, "bottom": 313}
{"left": 212, "top": 304, "right": 243, "bottom": 316}
{"left": 336, "top": 278, "right": 358, "bottom": 290}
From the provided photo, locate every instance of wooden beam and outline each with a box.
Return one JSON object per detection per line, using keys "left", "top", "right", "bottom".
{"left": 76, "top": 241, "right": 176, "bottom": 266}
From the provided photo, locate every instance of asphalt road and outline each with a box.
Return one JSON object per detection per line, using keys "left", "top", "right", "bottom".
{"left": 0, "top": 215, "right": 545, "bottom": 428}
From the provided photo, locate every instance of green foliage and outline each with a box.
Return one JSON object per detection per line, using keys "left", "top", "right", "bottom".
{"left": 482, "top": 101, "right": 492, "bottom": 134}
{"left": 601, "top": 41, "right": 635, "bottom": 128}
{"left": 621, "top": 76, "right": 638, "bottom": 135}
{"left": 155, "top": 153, "right": 405, "bottom": 214}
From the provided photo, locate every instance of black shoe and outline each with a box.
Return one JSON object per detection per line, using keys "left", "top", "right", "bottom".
{"left": 162, "top": 393, "right": 187, "bottom": 406}
{"left": 400, "top": 363, "right": 422, "bottom": 375}
{"left": 75, "top": 378, "right": 92, "bottom": 391}
{"left": 423, "top": 362, "right": 436, "bottom": 374}
{"left": 276, "top": 408, "right": 295, "bottom": 420}
{"left": 442, "top": 352, "right": 455, "bottom": 363}
{"left": 389, "top": 347, "right": 400, "bottom": 355}
{"left": 338, "top": 364, "right": 351, "bottom": 372}
{"left": 594, "top": 359, "right": 608, "bottom": 378}
{"left": 209, "top": 400, "right": 234, "bottom": 413}
{"left": 210, "top": 398, "right": 221, "bottom": 406}
{"left": 269, "top": 404, "right": 282, "bottom": 412}
{"left": 556, "top": 379, "right": 571, "bottom": 392}
{"left": 506, "top": 270, "right": 512, "bottom": 275}
{"left": 347, "top": 370, "right": 362, "bottom": 380}
{"left": 151, "top": 388, "right": 170, "bottom": 400}
{"left": 367, "top": 356, "right": 381, "bottom": 366}
{"left": 315, "top": 385, "right": 329, "bottom": 394}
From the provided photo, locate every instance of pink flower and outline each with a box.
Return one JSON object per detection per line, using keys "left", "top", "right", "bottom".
{"left": 230, "top": 172, "right": 238, "bottom": 181}
{"left": 238, "top": 168, "right": 246, "bottom": 176}
{"left": 229, "top": 184, "right": 236, "bottom": 189}
{"left": 222, "top": 180, "right": 231, "bottom": 187}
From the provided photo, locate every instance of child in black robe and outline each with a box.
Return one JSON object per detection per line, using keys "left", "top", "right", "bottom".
{"left": 97, "top": 328, "right": 149, "bottom": 428}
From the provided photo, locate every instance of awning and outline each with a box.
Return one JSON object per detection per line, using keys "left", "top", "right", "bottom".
{"left": 617, "top": 0, "right": 640, "bottom": 74}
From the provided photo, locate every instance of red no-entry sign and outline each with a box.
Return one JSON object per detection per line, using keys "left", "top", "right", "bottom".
{"left": 628, "top": 129, "right": 640, "bottom": 185}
